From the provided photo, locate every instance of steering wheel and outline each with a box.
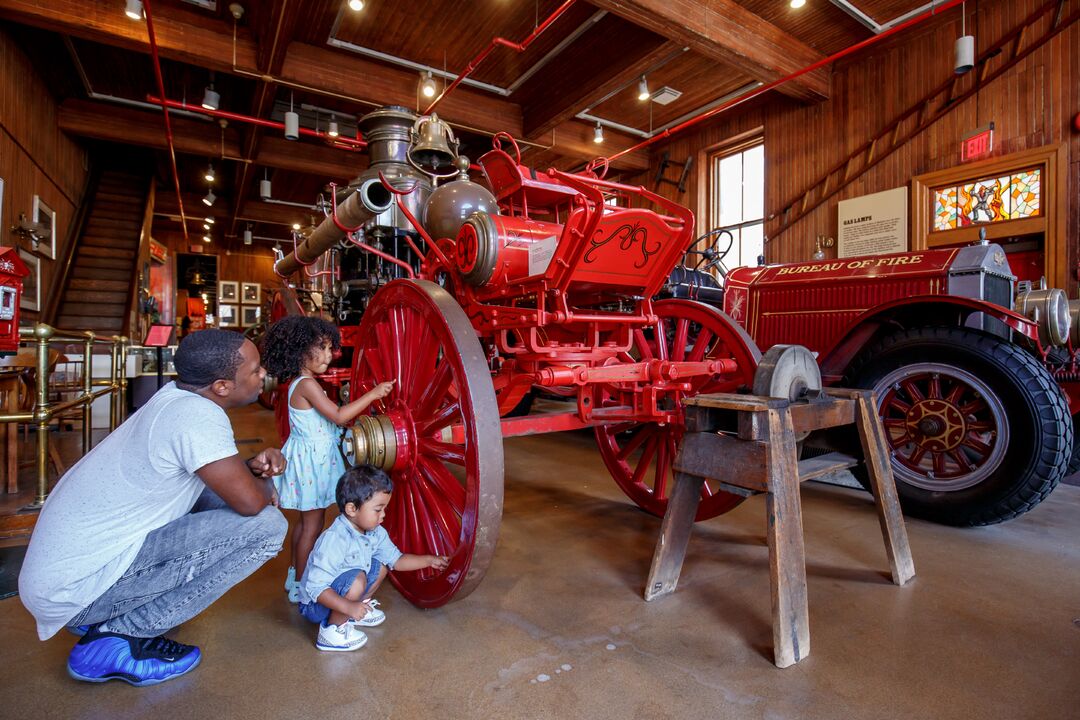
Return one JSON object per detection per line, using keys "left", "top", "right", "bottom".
{"left": 683, "top": 228, "right": 735, "bottom": 272}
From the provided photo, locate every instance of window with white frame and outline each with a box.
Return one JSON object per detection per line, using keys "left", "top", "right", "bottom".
{"left": 708, "top": 141, "right": 764, "bottom": 269}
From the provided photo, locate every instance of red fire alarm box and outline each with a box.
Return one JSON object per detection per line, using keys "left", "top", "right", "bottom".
{"left": 0, "top": 247, "right": 29, "bottom": 354}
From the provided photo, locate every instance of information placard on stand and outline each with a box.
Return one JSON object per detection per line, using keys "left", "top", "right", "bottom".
{"left": 143, "top": 325, "right": 176, "bottom": 389}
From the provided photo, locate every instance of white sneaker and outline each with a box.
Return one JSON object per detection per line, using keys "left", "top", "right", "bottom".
{"left": 287, "top": 584, "right": 301, "bottom": 604}
{"left": 284, "top": 566, "right": 296, "bottom": 593}
{"left": 316, "top": 622, "right": 368, "bottom": 652}
{"left": 349, "top": 599, "right": 386, "bottom": 628}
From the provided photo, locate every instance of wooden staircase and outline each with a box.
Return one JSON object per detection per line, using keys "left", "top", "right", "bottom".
{"left": 54, "top": 167, "right": 149, "bottom": 336}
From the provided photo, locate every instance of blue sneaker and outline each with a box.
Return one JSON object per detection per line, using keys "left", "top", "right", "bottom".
{"left": 67, "top": 630, "right": 201, "bottom": 686}
{"left": 67, "top": 625, "right": 91, "bottom": 637}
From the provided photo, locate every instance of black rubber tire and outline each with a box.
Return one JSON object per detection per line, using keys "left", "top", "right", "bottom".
{"left": 846, "top": 326, "right": 1072, "bottom": 526}
{"left": 1068, "top": 413, "right": 1080, "bottom": 476}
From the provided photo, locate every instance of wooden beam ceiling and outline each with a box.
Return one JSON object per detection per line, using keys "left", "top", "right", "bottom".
{"left": 0, "top": 0, "right": 522, "bottom": 136}
{"left": 587, "top": 0, "right": 831, "bottom": 102}
{"left": 518, "top": 13, "right": 683, "bottom": 139}
{"left": 57, "top": 100, "right": 362, "bottom": 179}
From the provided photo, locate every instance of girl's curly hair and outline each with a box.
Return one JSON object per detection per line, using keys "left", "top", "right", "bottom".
{"left": 260, "top": 316, "right": 341, "bottom": 382}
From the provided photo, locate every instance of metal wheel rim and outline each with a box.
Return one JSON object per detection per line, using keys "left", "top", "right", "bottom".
{"left": 594, "top": 299, "right": 760, "bottom": 521}
{"left": 351, "top": 279, "right": 503, "bottom": 607}
{"left": 873, "top": 362, "right": 1008, "bottom": 492}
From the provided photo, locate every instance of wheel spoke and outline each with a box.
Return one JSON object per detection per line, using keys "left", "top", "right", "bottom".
{"left": 417, "top": 456, "right": 466, "bottom": 510}
{"left": 932, "top": 451, "right": 947, "bottom": 475}
{"left": 904, "top": 445, "right": 927, "bottom": 467}
{"left": 416, "top": 362, "right": 454, "bottom": 419}
{"left": 633, "top": 328, "right": 654, "bottom": 360}
{"left": 687, "top": 328, "right": 715, "bottom": 362}
{"left": 415, "top": 465, "right": 460, "bottom": 553}
{"left": 959, "top": 398, "right": 986, "bottom": 416}
{"left": 630, "top": 435, "right": 658, "bottom": 488}
{"left": 899, "top": 379, "right": 926, "bottom": 402}
{"left": 421, "top": 401, "right": 462, "bottom": 435}
{"left": 928, "top": 375, "right": 942, "bottom": 400}
{"left": 961, "top": 436, "right": 994, "bottom": 457}
{"left": 672, "top": 318, "right": 690, "bottom": 362}
{"left": 880, "top": 388, "right": 912, "bottom": 415}
{"left": 948, "top": 449, "right": 974, "bottom": 471}
{"left": 944, "top": 382, "right": 965, "bottom": 406}
{"left": 420, "top": 438, "right": 466, "bottom": 466}
{"left": 654, "top": 318, "right": 669, "bottom": 361}
{"left": 616, "top": 425, "right": 653, "bottom": 461}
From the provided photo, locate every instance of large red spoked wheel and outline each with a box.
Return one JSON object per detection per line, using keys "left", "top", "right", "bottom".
{"left": 350, "top": 279, "right": 503, "bottom": 607}
{"left": 595, "top": 299, "right": 761, "bottom": 521}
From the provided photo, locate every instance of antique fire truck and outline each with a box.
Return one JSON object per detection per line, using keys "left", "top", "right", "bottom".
{"left": 662, "top": 235, "right": 1077, "bottom": 527}
{"left": 273, "top": 108, "right": 808, "bottom": 608}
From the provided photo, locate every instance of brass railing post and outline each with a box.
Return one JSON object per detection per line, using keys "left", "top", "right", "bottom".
{"left": 109, "top": 339, "right": 119, "bottom": 431}
{"left": 31, "top": 322, "right": 54, "bottom": 509}
{"left": 118, "top": 336, "right": 128, "bottom": 424}
{"left": 82, "top": 334, "right": 94, "bottom": 454}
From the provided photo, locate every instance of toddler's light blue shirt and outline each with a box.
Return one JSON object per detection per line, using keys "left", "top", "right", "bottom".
{"left": 299, "top": 515, "right": 403, "bottom": 605}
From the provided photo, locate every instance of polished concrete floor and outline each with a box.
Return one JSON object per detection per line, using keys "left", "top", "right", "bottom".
{"left": 1, "top": 404, "right": 1078, "bottom": 719}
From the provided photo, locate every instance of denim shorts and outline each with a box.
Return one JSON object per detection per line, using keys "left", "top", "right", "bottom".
{"left": 298, "top": 560, "right": 383, "bottom": 626}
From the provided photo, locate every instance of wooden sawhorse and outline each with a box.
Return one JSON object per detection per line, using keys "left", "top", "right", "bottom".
{"left": 644, "top": 388, "right": 915, "bottom": 668}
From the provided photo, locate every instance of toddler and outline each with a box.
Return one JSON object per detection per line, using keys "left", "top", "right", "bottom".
{"left": 298, "top": 464, "right": 448, "bottom": 651}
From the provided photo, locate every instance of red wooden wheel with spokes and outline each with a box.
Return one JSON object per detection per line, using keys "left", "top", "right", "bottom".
{"left": 594, "top": 299, "right": 761, "bottom": 521}
{"left": 350, "top": 279, "right": 503, "bottom": 607}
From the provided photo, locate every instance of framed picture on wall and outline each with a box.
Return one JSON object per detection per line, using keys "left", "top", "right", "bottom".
{"left": 32, "top": 195, "right": 57, "bottom": 259}
{"left": 218, "top": 304, "right": 238, "bottom": 327}
{"left": 18, "top": 248, "right": 39, "bottom": 312}
{"left": 241, "top": 282, "right": 261, "bottom": 304}
{"left": 241, "top": 305, "right": 260, "bottom": 326}
{"left": 218, "top": 280, "right": 239, "bottom": 302}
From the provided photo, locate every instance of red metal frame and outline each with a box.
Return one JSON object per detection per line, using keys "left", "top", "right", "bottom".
{"left": 373, "top": 149, "right": 752, "bottom": 435}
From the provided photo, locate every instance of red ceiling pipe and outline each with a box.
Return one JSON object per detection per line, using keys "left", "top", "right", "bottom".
{"left": 606, "top": 0, "right": 967, "bottom": 164}
{"left": 146, "top": 96, "right": 368, "bottom": 149}
{"left": 424, "top": 0, "right": 576, "bottom": 115}
{"left": 141, "top": 0, "right": 188, "bottom": 238}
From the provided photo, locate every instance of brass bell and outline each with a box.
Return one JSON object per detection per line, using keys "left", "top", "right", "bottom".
{"left": 409, "top": 113, "right": 458, "bottom": 173}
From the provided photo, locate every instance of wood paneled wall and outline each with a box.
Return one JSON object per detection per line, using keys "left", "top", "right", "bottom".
{"left": 643, "top": 0, "right": 1079, "bottom": 291}
{"left": 0, "top": 27, "right": 89, "bottom": 321}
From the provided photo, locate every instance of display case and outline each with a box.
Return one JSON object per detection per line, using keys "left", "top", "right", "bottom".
{"left": 129, "top": 345, "right": 178, "bottom": 376}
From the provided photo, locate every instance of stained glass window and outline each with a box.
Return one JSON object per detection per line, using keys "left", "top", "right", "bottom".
{"left": 932, "top": 168, "right": 1042, "bottom": 231}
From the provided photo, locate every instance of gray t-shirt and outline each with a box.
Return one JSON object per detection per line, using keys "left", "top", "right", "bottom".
{"left": 19, "top": 382, "right": 239, "bottom": 639}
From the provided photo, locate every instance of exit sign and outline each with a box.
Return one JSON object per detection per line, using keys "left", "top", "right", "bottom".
{"left": 961, "top": 122, "right": 995, "bottom": 162}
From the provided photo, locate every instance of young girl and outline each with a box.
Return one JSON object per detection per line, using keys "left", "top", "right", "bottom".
{"left": 261, "top": 316, "right": 394, "bottom": 602}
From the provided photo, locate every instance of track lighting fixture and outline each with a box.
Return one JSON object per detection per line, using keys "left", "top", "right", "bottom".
{"left": 204, "top": 163, "right": 215, "bottom": 183}
{"left": 292, "top": 222, "right": 301, "bottom": 231}
{"left": 125, "top": 0, "right": 143, "bottom": 21}
{"left": 593, "top": 122, "right": 604, "bottom": 144}
{"left": 328, "top": 115, "right": 339, "bottom": 137}
{"left": 203, "top": 234, "right": 212, "bottom": 243}
{"left": 205, "top": 216, "right": 214, "bottom": 225}
{"left": 348, "top": 0, "right": 364, "bottom": 10}
{"left": 260, "top": 169, "right": 272, "bottom": 200}
{"left": 203, "top": 223, "right": 211, "bottom": 231}
{"left": 284, "top": 93, "right": 299, "bottom": 140}
{"left": 202, "top": 190, "right": 216, "bottom": 207}
{"left": 790, "top": 0, "right": 806, "bottom": 8}
{"left": 420, "top": 71, "right": 436, "bottom": 99}
{"left": 637, "top": 75, "right": 650, "bottom": 102}
{"left": 243, "top": 225, "right": 253, "bottom": 245}
{"left": 201, "top": 85, "right": 220, "bottom": 111}
{"left": 954, "top": 2, "right": 974, "bottom": 74}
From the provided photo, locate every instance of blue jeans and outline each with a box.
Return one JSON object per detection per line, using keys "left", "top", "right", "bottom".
{"left": 67, "top": 487, "right": 287, "bottom": 638}
{"left": 298, "top": 560, "right": 383, "bottom": 627}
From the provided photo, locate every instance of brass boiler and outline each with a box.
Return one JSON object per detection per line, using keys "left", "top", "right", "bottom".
{"left": 274, "top": 106, "right": 437, "bottom": 277}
